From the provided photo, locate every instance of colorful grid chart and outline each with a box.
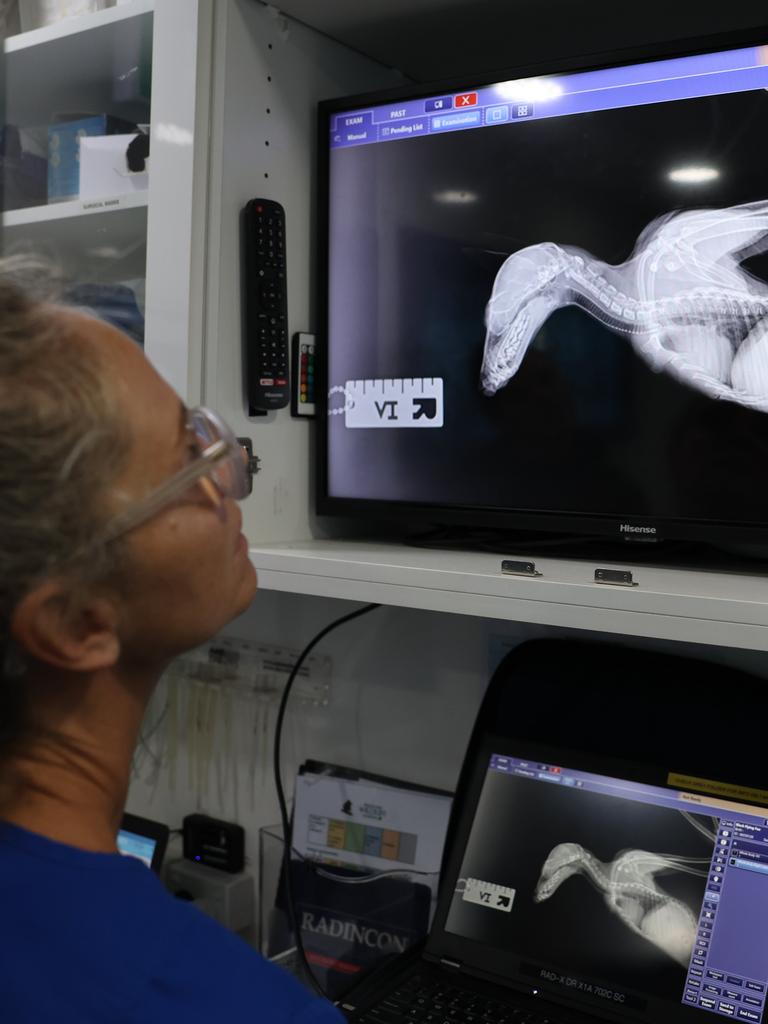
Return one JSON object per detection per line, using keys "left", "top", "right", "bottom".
{"left": 307, "top": 814, "right": 418, "bottom": 864}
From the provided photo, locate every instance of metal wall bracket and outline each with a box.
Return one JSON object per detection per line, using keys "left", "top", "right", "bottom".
{"left": 594, "top": 568, "right": 637, "bottom": 587}
{"left": 237, "top": 437, "right": 262, "bottom": 495}
{"left": 501, "top": 559, "right": 542, "bottom": 578}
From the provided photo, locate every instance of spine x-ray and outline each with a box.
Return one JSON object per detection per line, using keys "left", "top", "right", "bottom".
{"left": 482, "top": 201, "right": 768, "bottom": 411}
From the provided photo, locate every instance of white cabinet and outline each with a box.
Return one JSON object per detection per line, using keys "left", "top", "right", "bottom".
{"left": 115, "top": 0, "right": 768, "bottom": 867}
{"left": 6, "top": 0, "right": 764, "bottom": 654}
{"left": 2, "top": 0, "right": 212, "bottom": 401}
{"left": 193, "top": 1, "right": 768, "bottom": 655}
{"left": 248, "top": 540, "right": 768, "bottom": 652}
{"left": 201, "top": 0, "right": 401, "bottom": 535}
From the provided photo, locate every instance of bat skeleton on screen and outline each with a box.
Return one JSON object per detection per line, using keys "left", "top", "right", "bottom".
{"left": 533, "top": 814, "right": 717, "bottom": 966}
{"left": 481, "top": 201, "right": 768, "bottom": 411}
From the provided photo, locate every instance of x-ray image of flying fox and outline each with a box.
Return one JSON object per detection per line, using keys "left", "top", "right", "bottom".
{"left": 533, "top": 813, "right": 717, "bottom": 967}
{"left": 480, "top": 201, "right": 768, "bottom": 411}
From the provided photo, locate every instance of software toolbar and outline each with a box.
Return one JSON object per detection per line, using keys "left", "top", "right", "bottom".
{"left": 329, "top": 45, "right": 768, "bottom": 150}
{"left": 683, "top": 821, "right": 768, "bottom": 1022}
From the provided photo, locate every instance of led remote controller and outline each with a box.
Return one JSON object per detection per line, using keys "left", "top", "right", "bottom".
{"left": 291, "top": 333, "right": 316, "bottom": 417}
{"left": 243, "top": 198, "right": 289, "bottom": 412}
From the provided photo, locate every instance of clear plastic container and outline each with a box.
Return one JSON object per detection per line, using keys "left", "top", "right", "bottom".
{"left": 259, "top": 823, "right": 436, "bottom": 999}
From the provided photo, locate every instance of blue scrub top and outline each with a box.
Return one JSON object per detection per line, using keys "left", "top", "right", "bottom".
{"left": 0, "top": 820, "right": 345, "bottom": 1024}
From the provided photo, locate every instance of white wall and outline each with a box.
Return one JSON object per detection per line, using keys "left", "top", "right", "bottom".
{"left": 127, "top": 587, "right": 768, "bottom": 893}
{"left": 202, "top": 0, "right": 401, "bottom": 546}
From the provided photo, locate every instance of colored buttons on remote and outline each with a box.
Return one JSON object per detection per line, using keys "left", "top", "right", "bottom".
{"left": 300, "top": 343, "right": 315, "bottom": 405}
{"left": 291, "top": 333, "right": 316, "bottom": 418}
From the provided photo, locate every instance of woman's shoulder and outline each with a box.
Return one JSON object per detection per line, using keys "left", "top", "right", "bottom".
{"left": 0, "top": 822, "right": 343, "bottom": 1024}
{"left": 152, "top": 900, "right": 344, "bottom": 1022}
{"left": 0, "top": 821, "right": 189, "bottom": 976}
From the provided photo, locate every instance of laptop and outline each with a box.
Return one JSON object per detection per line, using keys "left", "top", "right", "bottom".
{"left": 338, "top": 639, "right": 768, "bottom": 1024}
{"left": 117, "top": 812, "right": 169, "bottom": 874}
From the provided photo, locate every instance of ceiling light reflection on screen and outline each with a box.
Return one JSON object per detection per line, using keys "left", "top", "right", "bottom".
{"left": 668, "top": 166, "right": 720, "bottom": 184}
{"left": 433, "top": 190, "right": 479, "bottom": 204}
{"left": 495, "top": 78, "right": 563, "bottom": 102}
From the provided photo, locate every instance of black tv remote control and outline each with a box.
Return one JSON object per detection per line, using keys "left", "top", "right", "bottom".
{"left": 243, "top": 198, "right": 289, "bottom": 412}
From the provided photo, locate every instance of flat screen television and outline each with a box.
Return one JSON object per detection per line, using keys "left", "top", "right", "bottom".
{"left": 317, "top": 30, "right": 768, "bottom": 549}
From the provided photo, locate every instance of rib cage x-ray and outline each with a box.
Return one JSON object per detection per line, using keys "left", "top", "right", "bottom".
{"left": 481, "top": 201, "right": 768, "bottom": 411}
{"left": 533, "top": 813, "right": 717, "bottom": 967}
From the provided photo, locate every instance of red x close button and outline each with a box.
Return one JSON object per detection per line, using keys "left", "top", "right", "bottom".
{"left": 455, "top": 92, "right": 478, "bottom": 107}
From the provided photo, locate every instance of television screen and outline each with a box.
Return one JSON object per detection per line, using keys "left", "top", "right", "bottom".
{"left": 319, "top": 35, "right": 768, "bottom": 544}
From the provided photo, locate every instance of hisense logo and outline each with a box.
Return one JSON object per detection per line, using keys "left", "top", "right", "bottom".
{"left": 619, "top": 524, "right": 657, "bottom": 535}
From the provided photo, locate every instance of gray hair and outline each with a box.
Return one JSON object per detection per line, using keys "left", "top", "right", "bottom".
{"left": 0, "top": 259, "right": 131, "bottom": 749}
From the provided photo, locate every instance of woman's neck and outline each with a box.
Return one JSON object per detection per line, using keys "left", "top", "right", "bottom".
{"left": 0, "top": 662, "right": 160, "bottom": 852}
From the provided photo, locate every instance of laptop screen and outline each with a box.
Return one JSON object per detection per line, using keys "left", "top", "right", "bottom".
{"left": 443, "top": 752, "right": 768, "bottom": 1023}
{"left": 117, "top": 829, "right": 157, "bottom": 869}
{"left": 116, "top": 812, "right": 169, "bottom": 873}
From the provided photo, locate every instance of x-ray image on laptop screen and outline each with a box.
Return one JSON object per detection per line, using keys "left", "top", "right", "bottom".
{"left": 445, "top": 754, "right": 768, "bottom": 1022}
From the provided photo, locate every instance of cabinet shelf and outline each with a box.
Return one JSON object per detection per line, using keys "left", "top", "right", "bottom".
{"left": 4, "top": 1, "right": 153, "bottom": 127}
{"left": 3, "top": 193, "right": 148, "bottom": 265}
{"left": 0, "top": 0, "right": 209, "bottom": 401}
{"left": 5, "top": 0, "right": 153, "bottom": 53}
{"left": 249, "top": 539, "right": 768, "bottom": 651}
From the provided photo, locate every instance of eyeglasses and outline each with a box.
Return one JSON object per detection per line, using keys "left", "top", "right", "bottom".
{"left": 100, "top": 406, "right": 253, "bottom": 544}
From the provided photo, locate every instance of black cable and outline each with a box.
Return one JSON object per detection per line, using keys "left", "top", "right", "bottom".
{"left": 273, "top": 602, "right": 381, "bottom": 999}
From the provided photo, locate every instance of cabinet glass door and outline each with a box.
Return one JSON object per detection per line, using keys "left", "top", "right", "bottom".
{"left": 2, "top": 2, "right": 153, "bottom": 351}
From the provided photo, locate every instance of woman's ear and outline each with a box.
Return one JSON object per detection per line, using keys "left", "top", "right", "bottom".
{"left": 10, "top": 580, "right": 120, "bottom": 673}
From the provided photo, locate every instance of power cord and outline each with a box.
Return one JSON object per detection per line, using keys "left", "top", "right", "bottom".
{"left": 273, "top": 602, "right": 381, "bottom": 999}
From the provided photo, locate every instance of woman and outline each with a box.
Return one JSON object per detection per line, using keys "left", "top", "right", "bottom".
{"left": 0, "top": 268, "right": 342, "bottom": 1023}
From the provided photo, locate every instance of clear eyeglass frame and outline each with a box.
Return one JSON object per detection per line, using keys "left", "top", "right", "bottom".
{"left": 99, "top": 406, "right": 252, "bottom": 545}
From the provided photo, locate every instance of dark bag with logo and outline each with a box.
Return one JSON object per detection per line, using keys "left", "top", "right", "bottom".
{"left": 270, "top": 859, "right": 432, "bottom": 999}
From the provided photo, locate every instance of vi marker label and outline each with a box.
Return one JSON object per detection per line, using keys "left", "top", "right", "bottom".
{"left": 342, "top": 378, "right": 444, "bottom": 428}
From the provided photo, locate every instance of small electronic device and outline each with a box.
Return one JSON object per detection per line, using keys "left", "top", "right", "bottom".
{"left": 117, "top": 812, "right": 169, "bottom": 873}
{"left": 242, "top": 197, "right": 289, "bottom": 413}
{"left": 183, "top": 813, "right": 245, "bottom": 874}
{"left": 291, "top": 332, "right": 316, "bottom": 417}
{"left": 341, "top": 639, "right": 768, "bottom": 1024}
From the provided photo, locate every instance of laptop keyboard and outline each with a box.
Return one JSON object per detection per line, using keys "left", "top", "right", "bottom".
{"left": 350, "top": 970, "right": 567, "bottom": 1024}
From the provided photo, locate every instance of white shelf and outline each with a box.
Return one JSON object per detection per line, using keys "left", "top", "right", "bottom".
{"left": 3, "top": 192, "right": 147, "bottom": 265}
{"left": 249, "top": 540, "right": 768, "bottom": 652}
{"left": 4, "top": 2, "right": 153, "bottom": 126}
{"left": 5, "top": 0, "right": 153, "bottom": 53}
{"left": 3, "top": 189, "right": 147, "bottom": 226}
